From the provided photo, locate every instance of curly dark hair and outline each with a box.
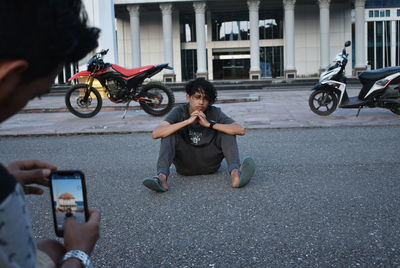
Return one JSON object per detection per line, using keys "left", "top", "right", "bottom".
{"left": 0, "top": 0, "right": 100, "bottom": 82}
{"left": 185, "top": 78, "right": 217, "bottom": 105}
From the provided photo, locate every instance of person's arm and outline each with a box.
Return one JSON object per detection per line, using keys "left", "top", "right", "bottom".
{"left": 0, "top": 165, "right": 38, "bottom": 268}
{"left": 209, "top": 122, "right": 245, "bottom": 136}
{"left": 152, "top": 121, "right": 188, "bottom": 139}
{"left": 196, "top": 111, "right": 245, "bottom": 136}
{"left": 60, "top": 209, "right": 101, "bottom": 268}
{"left": 152, "top": 112, "right": 198, "bottom": 139}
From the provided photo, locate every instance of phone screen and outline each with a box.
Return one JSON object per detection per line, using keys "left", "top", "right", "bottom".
{"left": 49, "top": 171, "right": 89, "bottom": 237}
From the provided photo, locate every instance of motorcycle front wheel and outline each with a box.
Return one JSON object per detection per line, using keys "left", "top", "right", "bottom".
{"left": 139, "top": 82, "right": 175, "bottom": 116}
{"left": 308, "top": 89, "right": 338, "bottom": 116}
{"left": 65, "top": 84, "right": 103, "bottom": 118}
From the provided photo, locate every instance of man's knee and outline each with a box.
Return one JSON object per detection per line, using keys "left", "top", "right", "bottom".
{"left": 216, "top": 132, "right": 237, "bottom": 146}
{"left": 160, "top": 133, "right": 177, "bottom": 145}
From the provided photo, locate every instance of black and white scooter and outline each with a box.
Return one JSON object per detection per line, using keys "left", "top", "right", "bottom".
{"left": 308, "top": 41, "right": 400, "bottom": 116}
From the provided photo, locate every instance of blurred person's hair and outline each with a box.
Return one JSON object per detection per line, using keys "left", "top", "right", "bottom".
{"left": 0, "top": 0, "right": 100, "bottom": 82}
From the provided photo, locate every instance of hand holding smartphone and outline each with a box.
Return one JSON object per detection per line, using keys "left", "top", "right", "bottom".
{"left": 49, "top": 170, "right": 89, "bottom": 237}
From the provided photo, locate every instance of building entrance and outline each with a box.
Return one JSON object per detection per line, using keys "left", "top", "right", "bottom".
{"left": 213, "top": 51, "right": 250, "bottom": 80}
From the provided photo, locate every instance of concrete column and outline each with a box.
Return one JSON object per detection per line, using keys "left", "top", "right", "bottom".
{"left": 193, "top": 1, "right": 208, "bottom": 78}
{"left": 160, "top": 3, "right": 175, "bottom": 82}
{"left": 283, "top": 0, "right": 296, "bottom": 79}
{"left": 247, "top": 0, "right": 261, "bottom": 80}
{"left": 391, "top": 20, "right": 397, "bottom": 67}
{"left": 354, "top": 0, "right": 366, "bottom": 73}
{"left": 319, "top": 0, "right": 330, "bottom": 71}
{"left": 82, "top": 0, "right": 118, "bottom": 64}
{"left": 127, "top": 5, "right": 141, "bottom": 68}
{"left": 206, "top": 10, "right": 214, "bottom": 80}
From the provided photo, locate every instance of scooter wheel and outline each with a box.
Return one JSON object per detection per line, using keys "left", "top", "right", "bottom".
{"left": 308, "top": 89, "right": 338, "bottom": 116}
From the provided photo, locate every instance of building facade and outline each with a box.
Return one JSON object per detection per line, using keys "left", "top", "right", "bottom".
{"left": 58, "top": 0, "right": 400, "bottom": 84}
{"left": 114, "top": 0, "right": 357, "bottom": 82}
{"left": 364, "top": 0, "right": 400, "bottom": 70}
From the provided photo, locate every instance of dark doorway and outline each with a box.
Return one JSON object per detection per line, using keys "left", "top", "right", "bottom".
{"left": 213, "top": 52, "right": 250, "bottom": 80}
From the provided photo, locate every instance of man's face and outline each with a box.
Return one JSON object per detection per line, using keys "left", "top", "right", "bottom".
{"left": 0, "top": 65, "right": 60, "bottom": 122}
{"left": 186, "top": 90, "right": 210, "bottom": 112}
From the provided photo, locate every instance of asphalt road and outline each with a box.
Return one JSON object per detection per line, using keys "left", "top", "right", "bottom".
{"left": 1, "top": 126, "right": 400, "bottom": 267}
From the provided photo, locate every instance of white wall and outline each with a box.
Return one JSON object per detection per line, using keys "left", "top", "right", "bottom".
{"left": 294, "top": 1, "right": 352, "bottom": 77}
{"left": 117, "top": 19, "right": 132, "bottom": 67}
{"left": 117, "top": 11, "right": 182, "bottom": 82}
{"left": 83, "top": 0, "right": 118, "bottom": 64}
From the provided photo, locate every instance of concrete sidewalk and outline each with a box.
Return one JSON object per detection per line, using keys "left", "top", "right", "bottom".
{"left": 0, "top": 87, "right": 399, "bottom": 136}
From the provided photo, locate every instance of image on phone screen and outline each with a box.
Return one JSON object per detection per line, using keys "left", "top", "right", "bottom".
{"left": 49, "top": 171, "right": 88, "bottom": 237}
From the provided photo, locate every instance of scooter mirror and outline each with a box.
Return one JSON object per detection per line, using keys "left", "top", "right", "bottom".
{"left": 344, "top": 41, "right": 351, "bottom": 47}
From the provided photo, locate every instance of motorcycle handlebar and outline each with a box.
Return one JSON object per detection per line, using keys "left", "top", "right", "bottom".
{"left": 100, "top": 49, "right": 109, "bottom": 56}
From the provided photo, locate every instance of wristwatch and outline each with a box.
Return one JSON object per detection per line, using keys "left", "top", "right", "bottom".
{"left": 61, "top": 250, "right": 92, "bottom": 268}
{"left": 209, "top": 120, "right": 217, "bottom": 129}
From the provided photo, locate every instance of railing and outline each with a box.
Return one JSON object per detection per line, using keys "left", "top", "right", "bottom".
{"left": 54, "top": 63, "right": 79, "bottom": 85}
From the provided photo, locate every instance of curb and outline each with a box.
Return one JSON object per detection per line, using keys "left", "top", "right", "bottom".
{"left": 1, "top": 123, "right": 398, "bottom": 138}
{"left": 20, "top": 95, "right": 260, "bottom": 114}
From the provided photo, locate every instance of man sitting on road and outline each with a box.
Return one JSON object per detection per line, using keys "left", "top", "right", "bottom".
{"left": 143, "top": 78, "right": 255, "bottom": 192}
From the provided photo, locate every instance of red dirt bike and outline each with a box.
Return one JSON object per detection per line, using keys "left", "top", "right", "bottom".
{"left": 66, "top": 49, "right": 175, "bottom": 118}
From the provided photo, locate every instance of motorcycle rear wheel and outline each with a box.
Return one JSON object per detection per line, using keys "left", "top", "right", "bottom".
{"left": 65, "top": 84, "right": 103, "bottom": 118}
{"left": 308, "top": 89, "right": 338, "bottom": 116}
{"left": 139, "top": 82, "right": 175, "bottom": 116}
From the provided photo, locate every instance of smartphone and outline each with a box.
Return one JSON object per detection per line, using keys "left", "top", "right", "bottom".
{"left": 49, "top": 170, "right": 89, "bottom": 237}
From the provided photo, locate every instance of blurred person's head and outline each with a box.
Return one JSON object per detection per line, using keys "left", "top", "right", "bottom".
{"left": 0, "top": 0, "right": 100, "bottom": 122}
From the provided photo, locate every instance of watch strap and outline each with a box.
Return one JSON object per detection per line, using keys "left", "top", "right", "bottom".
{"left": 209, "top": 120, "right": 216, "bottom": 129}
{"left": 61, "top": 250, "right": 92, "bottom": 268}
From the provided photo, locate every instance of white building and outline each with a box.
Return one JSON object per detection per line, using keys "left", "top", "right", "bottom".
{"left": 70, "top": 0, "right": 399, "bottom": 83}
{"left": 56, "top": 193, "right": 77, "bottom": 212}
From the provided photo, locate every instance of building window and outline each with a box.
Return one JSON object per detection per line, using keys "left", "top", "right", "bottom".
{"left": 369, "top": 10, "right": 374, "bottom": 17}
{"left": 397, "top": 9, "right": 400, "bottom": 17}
{"left": 212, "top": 13, "right": 250, "bottom": 41}
{"left": 376, "top": 21, "right": 383, "bottom": 68}
{"left": 181, "top": 50, "right": 197, "bottom": 81}
{"left": 386, "top": 10, "right": 390, "bottom": 17}
{"left": 260, "top": 46, "right": 283, "bottom": 78}
{"left": 367, "top": 20, "right": 394, "bottom": 70}
{"left": 180, "top": 14, "right": 196, "bottom": 43}
{"left": 385, "top": 21, "right": 391, "bottom": 66}
{"left": 367, "top": 22, "right": 375, "bottom": 69}
{"left": 374, "top": 10, "right": 379, "bottom": 17}
{"left": 397, "top": 21, "right": 400, "bottom": 66}
{"left": 211, "top": 12, "right": 283, "bottom": 41}
{"left": 259, "top": 19, "right": 283, "bottom": 39}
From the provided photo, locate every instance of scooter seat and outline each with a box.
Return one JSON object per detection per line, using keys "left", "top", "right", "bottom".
{"left": 359, "top": 66, "right": 400, "bottom": 83}
{"left": 112, "top": 64, "right": 154, "bottom": 77}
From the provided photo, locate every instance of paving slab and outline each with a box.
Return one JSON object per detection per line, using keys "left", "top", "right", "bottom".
{"left": 0, "top": 88, "right": 399, "bottom": 136}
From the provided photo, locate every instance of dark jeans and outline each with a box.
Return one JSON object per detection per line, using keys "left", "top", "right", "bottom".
{"left": 156, "top": 132, "right": 240, "bottom": 176}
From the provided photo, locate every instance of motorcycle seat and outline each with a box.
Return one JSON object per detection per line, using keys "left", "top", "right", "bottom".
{"left": 112, "top": 64, "right": 154, "bottom": 77}
{"left": 359, "top": 66, "right": 400, "bottom": 83}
